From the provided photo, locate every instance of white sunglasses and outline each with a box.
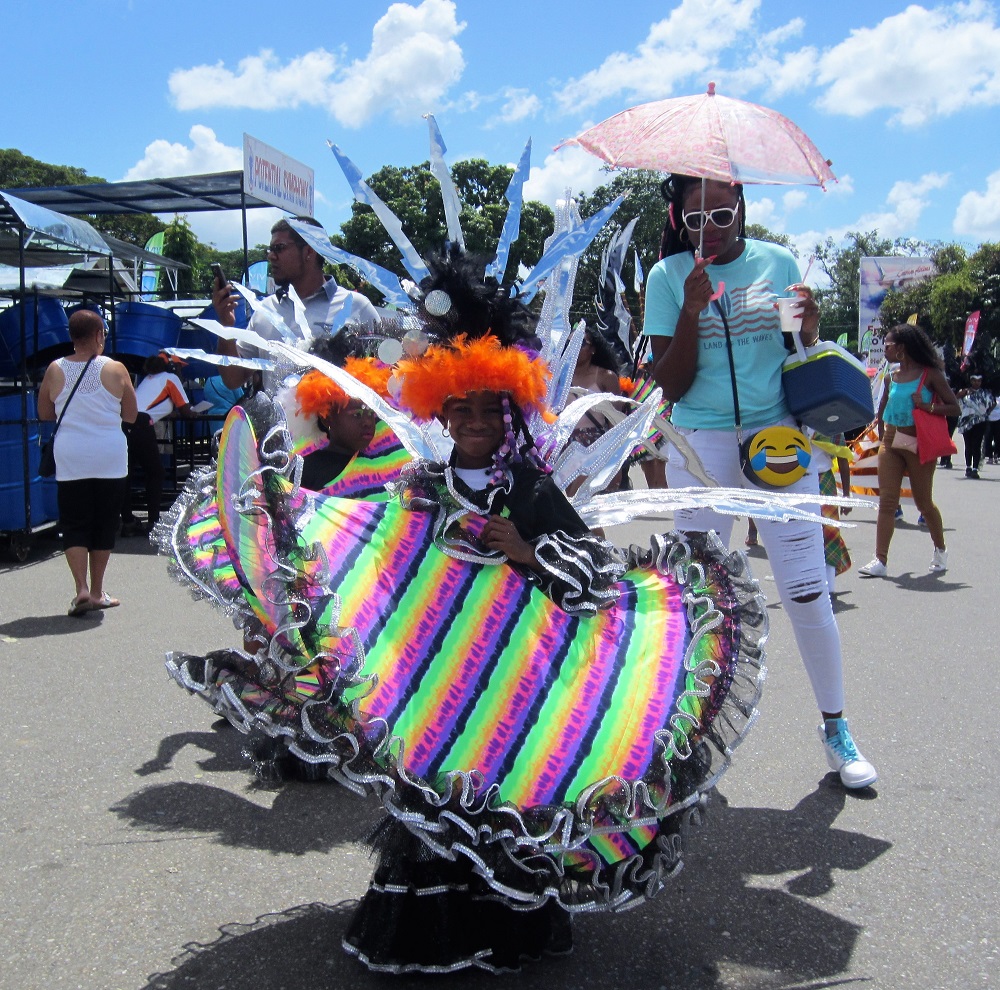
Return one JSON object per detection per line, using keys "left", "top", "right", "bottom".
{"left": 682, "top": 207, "right": 739, "bottom": 231}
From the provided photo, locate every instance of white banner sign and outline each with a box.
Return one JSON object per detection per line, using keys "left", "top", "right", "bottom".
{"left": 243, "top": 134, "right": 314, "bottom": 216}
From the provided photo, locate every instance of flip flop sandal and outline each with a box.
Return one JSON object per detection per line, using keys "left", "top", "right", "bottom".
{"left": 93, "top": 593, "right": 121, "bottom": 610}
{"left": 68, "top": 596, "right": 91, "bottom": 617}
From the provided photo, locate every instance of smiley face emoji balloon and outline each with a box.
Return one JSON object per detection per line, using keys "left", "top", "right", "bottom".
{"left": 742, "top": 426, "right": 811, "bottom": 487}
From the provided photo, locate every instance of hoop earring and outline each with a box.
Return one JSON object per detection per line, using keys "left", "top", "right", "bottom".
{"left": 442, "top": 428, "right": 450, "bottom": 438}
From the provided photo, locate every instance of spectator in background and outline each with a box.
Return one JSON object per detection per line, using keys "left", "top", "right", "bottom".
{"left": 858, "top": 324, "right": 959, "bottom": 577}
{"left": 984, "top": 393, "right": 1000, "bottom": 465}
{"left": 122, "top": 354, "right": 197, "bottom": 535}
{"left": 212, "top": 217, "right": 379, "bottom": 391}
{"left": 202, "top": 374, "right": 245, "bottom": 418}
{"left": 956, "top": 373, "right": 996, "bottom": 479}
{"left": 37, "top": 310, "right": 137, "bottom": 614}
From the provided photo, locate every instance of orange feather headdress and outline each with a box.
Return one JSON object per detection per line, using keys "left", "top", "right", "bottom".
{"left": 395, "top": 334, "right": 552, "bottom": 422}
{"left": 295, "top": 356, "right": 391, "bottom": 420}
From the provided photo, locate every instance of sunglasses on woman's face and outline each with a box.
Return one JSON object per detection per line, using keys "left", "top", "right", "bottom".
{"left": 682, "top": 207, "right": 738, "bottom": 231}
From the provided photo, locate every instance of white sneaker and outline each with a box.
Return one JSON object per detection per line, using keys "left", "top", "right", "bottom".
{"left": 818, "top": 719, "right": 878, "bottom": 789}
{"left": 858, "top": 558, "right": 887, "bottom": 578}
{"left": 929, "top": 548, "right": 948, "bottom": 573}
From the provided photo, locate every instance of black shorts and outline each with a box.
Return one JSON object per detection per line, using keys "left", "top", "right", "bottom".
{"left": 57, "top": 477, "right": 127, "bottom": 551}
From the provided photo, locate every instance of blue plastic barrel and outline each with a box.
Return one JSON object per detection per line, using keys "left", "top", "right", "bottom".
{"left": 200, "top": 296, "right": 251, "bottom": 329}
{"left": 112, "top": 302, "right": 182, "bottom": 359}
{"left": 0, "top": 298, "right": 70, "bottom": 376}
{"left": 0, "top": 391, "right": 53, "bottom": 530}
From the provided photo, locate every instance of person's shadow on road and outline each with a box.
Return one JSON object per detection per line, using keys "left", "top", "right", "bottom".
{"left": 114, "top": 725, "right": 383, "bottom": 855}
{"left": 135, "top": 724, "right": 247, "bottom": 777}
{"left": 129, "top": 778, "right": 890, "bottom": 990}
{"left": 0, "top": 612, "right": 109, "bottom": 638}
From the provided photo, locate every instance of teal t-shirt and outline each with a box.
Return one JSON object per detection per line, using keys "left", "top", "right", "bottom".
{"left": 644, "top": 239, "right": 801, "bottom": 431}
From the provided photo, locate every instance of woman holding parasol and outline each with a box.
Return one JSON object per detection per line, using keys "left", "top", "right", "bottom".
{"left": 564, "top": 86, "right": 877, "bottom": 790}
{"left": 646, "top": 176, "right": 875, "bottom": 790}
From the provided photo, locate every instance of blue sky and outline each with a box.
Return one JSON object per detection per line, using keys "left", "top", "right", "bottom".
{"left": 6, "top": 0, "right": 1000, "bottom": 272}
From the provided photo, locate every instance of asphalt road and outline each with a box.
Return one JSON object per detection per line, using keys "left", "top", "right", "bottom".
{"left": 1, "top": 457, "right": 997, "bottom": 990}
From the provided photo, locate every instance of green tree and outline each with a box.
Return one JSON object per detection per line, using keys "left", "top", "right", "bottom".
{"left": 202, "top": 244, "right": 269, "bottom": 289}
{"left": 879, "top": 279, "right": 934, "bottom": 329}
{"left": 931, "top": 242, "right": 967, "bottom": 274}
{"left": 745, "top": 224, "right": 794, "bottom": 250}
{"left": 1, "top": 147, "right": 165, "bottom": 248}
{"left": 928, "top": 272, "right": 979, "bottom": 349}
{"left": 94, "top": 213, "right": 167, "bottom": 249}
{"left": 573, "top": 169, "right": 667, "bottom": 327}
{"left": 878, "top": 241, "right": 998, "bottom": 354}
{"left": 161, "top": 216, "right": 203, "bottom": 299}
{"left": 0, "top": 148, "right": 95, "bottom": 187}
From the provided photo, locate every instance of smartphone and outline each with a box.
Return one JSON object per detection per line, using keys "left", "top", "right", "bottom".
{"left": 211, "top": 263, "right": 227, "bottom": 289}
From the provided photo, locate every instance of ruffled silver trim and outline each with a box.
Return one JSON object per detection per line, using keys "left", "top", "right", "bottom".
{"left": 164, "top": 526, "right": 766, "bottom": 914}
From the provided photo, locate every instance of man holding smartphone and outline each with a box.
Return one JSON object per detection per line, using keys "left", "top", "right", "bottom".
{"left": 213, "top": 217, "right": 378, "bottom": 390}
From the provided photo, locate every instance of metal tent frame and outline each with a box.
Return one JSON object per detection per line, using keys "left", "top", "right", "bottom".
{"left": 6, "top": 171, "right": 277, "bottom": 278}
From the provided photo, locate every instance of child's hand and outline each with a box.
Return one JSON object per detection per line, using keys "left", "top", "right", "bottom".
{"left": 481, "top": 516, "right": 537, "bottom": 566}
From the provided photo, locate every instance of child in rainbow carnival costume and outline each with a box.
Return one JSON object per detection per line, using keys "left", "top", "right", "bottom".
{"left": 155, "top": 118, "right": 866, "bottom": 974}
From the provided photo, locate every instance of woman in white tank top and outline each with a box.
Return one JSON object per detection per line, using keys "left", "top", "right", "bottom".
{"left": 37, "top": 310, "right": 137, "bottom": 615}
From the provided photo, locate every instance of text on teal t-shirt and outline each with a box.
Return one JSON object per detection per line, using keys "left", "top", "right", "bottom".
{"left": 643, "top": 239, "right": 801, "bottom": 431}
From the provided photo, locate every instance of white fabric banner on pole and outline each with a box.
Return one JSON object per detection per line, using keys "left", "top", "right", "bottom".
{"left": 243, "top": 134, "right": 315, "bottom": 216}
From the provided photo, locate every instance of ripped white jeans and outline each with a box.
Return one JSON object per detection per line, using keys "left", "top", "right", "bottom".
{"left": 666, "top": 423, "right": 845, "bottom": 714}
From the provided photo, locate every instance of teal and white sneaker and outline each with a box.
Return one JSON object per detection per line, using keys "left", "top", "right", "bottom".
{"left": 818, "top": 718, "right": 878, "bottom": 789}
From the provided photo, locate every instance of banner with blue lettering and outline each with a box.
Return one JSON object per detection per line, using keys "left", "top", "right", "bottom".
{"left": 243, "top": 133, "right": 315, "bottom": 216}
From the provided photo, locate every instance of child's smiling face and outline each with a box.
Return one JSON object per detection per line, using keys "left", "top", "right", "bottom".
{"left": 442, "top": 391, "right": 506, "bottom": 468}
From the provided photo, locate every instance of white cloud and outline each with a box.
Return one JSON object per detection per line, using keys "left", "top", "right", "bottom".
{"left": 783, "top": 172, "right": 951, "bottom": 273}
{"left": 554, "top": 0, "right": 763, "bottom": 110}
{"left": 326, "top": 0, "right": 466, "bottom": 126}
{"left": 746, "top": 197, "right": 779, "bottom": 229}
{"left": 954, "top": 168, "right": 1000, "bottom": 238}
{"left": 729, "top": 45, "right": 817, "bottom": 98}
{"left": 743, "top": 190, "right": 808, "bottom": 233}
{"left": 447, "top": 86, "right": 539, "bottom": 128}
{"left": 853, "top": 172, "right": 950, "bottom": 237}
{"left": 168, "top": 0, "right": 465, "bottom": 127}
{"left": 783, "top": 189, "right": 808, "bottom": 213}
{"left": 446, "top": 90, "right": 483, "bottom": 113}
{"left": 523, "top": 147, "right": 609, "bottom": 206}
{"left": 549, "top": 1, "right": 1000, "bottom": 132}
{"left": 122, "top": 125, "right": 242, "bottom": 180}
{"left": 815, "top": 1, "right": 1000, "bottom": 125}
{"left": 169, "top": 50, "right": 339, "bottom": 112}
{"left": 498, "top": 88, "right": 541, "bottom": 124}
{"left": 826, "top": 174, "right": 855, "bottom": 197}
